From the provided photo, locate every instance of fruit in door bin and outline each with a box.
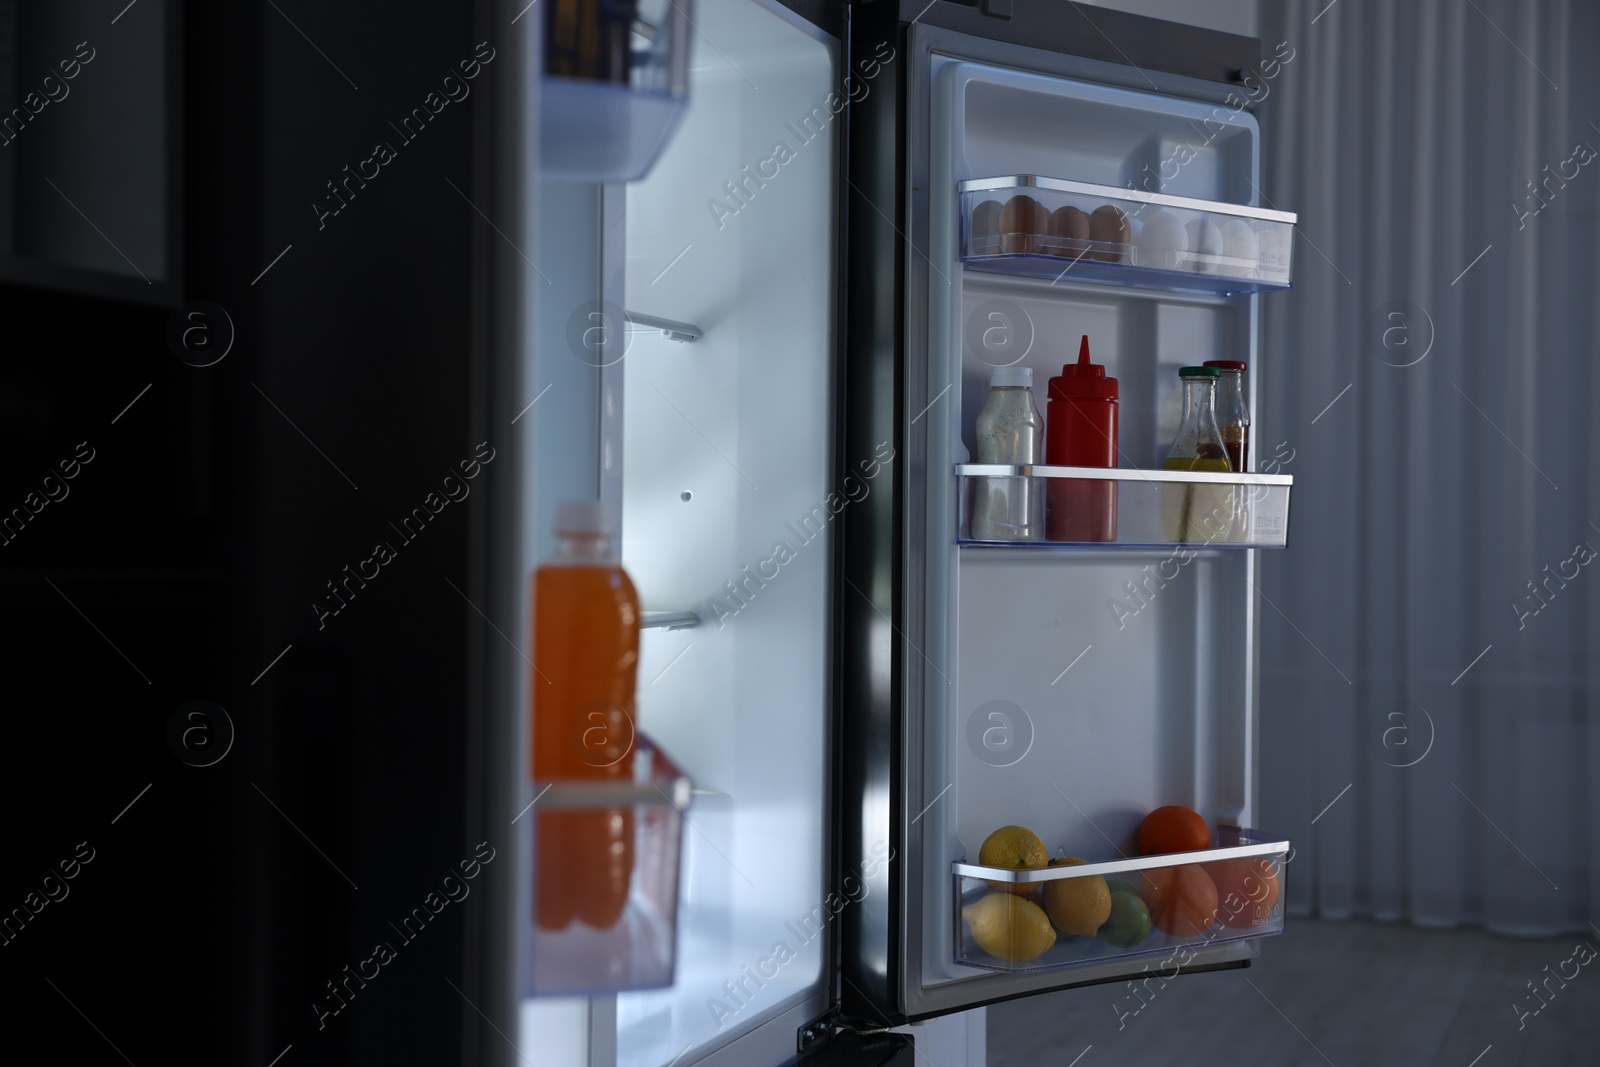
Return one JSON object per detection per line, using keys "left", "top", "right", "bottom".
{"left": 1039, "top": 858, "right": 1113, "bottom": 937}
{"left": 962, "top": 892, "right": 1057, "bottom": 962}
{"left": 978, "top": 825, "right": 1050, "bottom": 894}
{"left": 1137, "top": 805, "right": 1212, "bottom": 855}
{"left": 1138, "top": 864, "right": 1220, "bottom": 937}
{"left": 1205, "top": 856, "right": 1283, "bottom": 929}
{"left": 1098, "top": 889, "right": 1153, "bottom": 949}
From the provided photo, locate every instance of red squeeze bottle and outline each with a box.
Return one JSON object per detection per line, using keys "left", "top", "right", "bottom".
{"left": 1045, "top": 336, "right": 1119, "bottom": 541}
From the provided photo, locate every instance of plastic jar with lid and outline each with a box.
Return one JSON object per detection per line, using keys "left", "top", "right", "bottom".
{"left": 968, "top": 366, "right": 1044, "bottom": 541}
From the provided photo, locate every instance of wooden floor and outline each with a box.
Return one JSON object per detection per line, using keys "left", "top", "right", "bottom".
{"left": 987, "top": 917, "right": 1599, "bottom": 1066}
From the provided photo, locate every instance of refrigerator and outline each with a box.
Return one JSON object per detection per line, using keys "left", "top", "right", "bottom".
{"left": 503, "top": 1, "right": 1298, "bottom": 1064}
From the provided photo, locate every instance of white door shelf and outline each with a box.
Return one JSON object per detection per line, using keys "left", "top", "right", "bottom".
{"left": 958, "top": 464, "right": 1292, "bottom": 549}
{"left": 952, "top": 828, "right": 1289, "bottom": 975}
{"left": 959, "top": 176, "right": 1296, "bottom": 295}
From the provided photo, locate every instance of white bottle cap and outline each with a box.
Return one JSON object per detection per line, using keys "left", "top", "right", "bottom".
{"left": 553, "top": 500, "right": 610, "bottom": 536}
{"left": 989, "top": 366, "right": 1033, "bottom": 388}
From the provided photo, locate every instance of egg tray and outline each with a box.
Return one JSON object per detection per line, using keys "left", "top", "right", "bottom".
{"left": 951, "top": 827, "right": 1289, "bottom": 975}
{"left": 958, "top": 175, "right": 1296, "bottom": 296}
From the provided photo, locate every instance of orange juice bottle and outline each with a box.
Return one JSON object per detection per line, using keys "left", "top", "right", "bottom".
{"left": 533, "top": 501, "right": 640, "bottom": 931}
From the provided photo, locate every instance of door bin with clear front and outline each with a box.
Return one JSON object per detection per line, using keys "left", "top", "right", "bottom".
{"left": 541, "top": 0, "right": 695, "bottom": 182}
{"left": 953, "top": 828, "right": 1289, "bottom": 974}
{"left": 958, "top": 465, "right": 1293, "bottom": 548}
{"left": 528, "top": 738, "right": 691, "bottom": 995}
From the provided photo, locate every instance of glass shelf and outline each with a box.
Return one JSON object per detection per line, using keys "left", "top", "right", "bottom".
{"left": 957, "top": 464, "right": 1292, "bottom": 549}
{"left": 952, "top": 828, "right": 1289, "bottom": 974}
{"left": 527, "top": 735, "right": 690, "bottom": 996}
{"left": 959, "top": 176, "right": 1296, "bottom": 295}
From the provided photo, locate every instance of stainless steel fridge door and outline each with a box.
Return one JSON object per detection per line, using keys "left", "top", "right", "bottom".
{"left": 840, "top": 0, "right": 1281, "bottom": 1024}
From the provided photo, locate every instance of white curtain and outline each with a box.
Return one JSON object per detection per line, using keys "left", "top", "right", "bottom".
{"left": 1257, "top": 0, "right": 1600, "bottom": 934}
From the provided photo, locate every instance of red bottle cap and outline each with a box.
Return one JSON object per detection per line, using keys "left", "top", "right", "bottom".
{"left": 1203, "top": 360, "right": 1247, "bottom": 371}
{"left": 1049, "top": 336, "right": 1118, "bottom": 401}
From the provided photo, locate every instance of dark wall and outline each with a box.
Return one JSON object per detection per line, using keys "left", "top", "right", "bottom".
{"left": 0, "top": 2, "right": 485, "bottom": 1064}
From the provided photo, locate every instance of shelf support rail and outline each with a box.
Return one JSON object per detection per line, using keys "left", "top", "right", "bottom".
{"left": 624, "top": 310, "right": 702, "bottom": 343}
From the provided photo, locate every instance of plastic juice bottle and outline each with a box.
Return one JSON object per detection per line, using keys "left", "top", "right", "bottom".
{"left": 533, "top": 501, "right": 640, "bottom": 931}
{"left": 1161, "top": 366, "right": 1234, "bottom": 543}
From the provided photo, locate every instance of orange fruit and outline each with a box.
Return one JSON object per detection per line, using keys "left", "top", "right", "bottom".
{"left": 977, "top": 825, "right": 1050, "bottom": 895}
{"left": 1205, "top": 856, "right": 1282, "bottom": 929}
{"left": 1138, "top": 864, "right": 1219, "bottom": 937}
{"left": 1136, "top": 806, "right": 1210, "bottom": 855}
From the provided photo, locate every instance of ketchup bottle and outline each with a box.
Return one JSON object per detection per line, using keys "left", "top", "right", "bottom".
{"left": 1045, "top": 336, "right": 1119, "bottom": 541}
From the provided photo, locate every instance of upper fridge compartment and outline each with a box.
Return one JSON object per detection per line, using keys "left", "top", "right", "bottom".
{"left": 960, "top": 177, "right": 1295, "bottom": 295}
{"left": 934, "top": 59, "right": 1293, "bottom": 294}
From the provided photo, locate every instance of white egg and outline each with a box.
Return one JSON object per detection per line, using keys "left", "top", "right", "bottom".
{"left": 1134, "top": 209, "right": 1188, "bottom": 270}
{"left": 1185, "top": 218, "right": 1225, "bottom": 272}
{"left": 1220, "top": 218, "right": 1260, "bottom": 274}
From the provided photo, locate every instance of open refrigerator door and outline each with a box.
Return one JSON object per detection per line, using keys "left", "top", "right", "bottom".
{"left": 518, "top": 0, "right": 847, "bottom": 1064}
{"left": 840, "top": 1, "right": 1297, "bottom": 1025}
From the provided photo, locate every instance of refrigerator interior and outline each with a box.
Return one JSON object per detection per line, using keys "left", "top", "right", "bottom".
{"left": 605, "top": 0, "right": 839, "bottom": 1063}
{"left": 913, "top": 51, "right": 1272, "bottom": 1005}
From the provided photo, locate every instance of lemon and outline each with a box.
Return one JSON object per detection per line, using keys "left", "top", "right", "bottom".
{"left": 961, "top": 892, "right": 1057, "bottom": 962}
{"left": 977, "top": 825, "right": 1049, "bottom": 894}
{"left": 1039, "top": 857, "right": 1113, "bottom": 937}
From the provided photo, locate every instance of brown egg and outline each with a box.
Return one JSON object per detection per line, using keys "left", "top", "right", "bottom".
{"left": 1088, "top": 204, "right": 1130, "bottom": 261}
{"left": 1000, "top": 195, "right": 1049, "bottom": 254}
{"left": 1048, "top": 205, "right": 1090, "bottom": 258}
{"left": 969, "top": 199, "right": 1003, "bottom": 254}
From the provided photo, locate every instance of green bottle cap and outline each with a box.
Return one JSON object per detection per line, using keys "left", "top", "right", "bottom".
{"left": 1178, "top": 366, "right": 1221, "bottom": 378}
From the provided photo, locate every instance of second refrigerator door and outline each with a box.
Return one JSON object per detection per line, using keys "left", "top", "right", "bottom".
{"left": 607, "top": 0, "right": 844, "bottom": 1063}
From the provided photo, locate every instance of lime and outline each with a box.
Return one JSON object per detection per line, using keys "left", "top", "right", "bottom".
{"left": 1098, "top": 890, "right": 1152, "bottom": 948}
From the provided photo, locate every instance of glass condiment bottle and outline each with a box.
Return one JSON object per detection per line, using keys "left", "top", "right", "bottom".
{"left": 1203, "top": 360, "right": 1250, "bottom": 473}
{"left": 1161, "top": 366, "right": 1234, "bottom": 543}
{"left": 969, "top": 366, "right": 1043, "bottom": 541}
